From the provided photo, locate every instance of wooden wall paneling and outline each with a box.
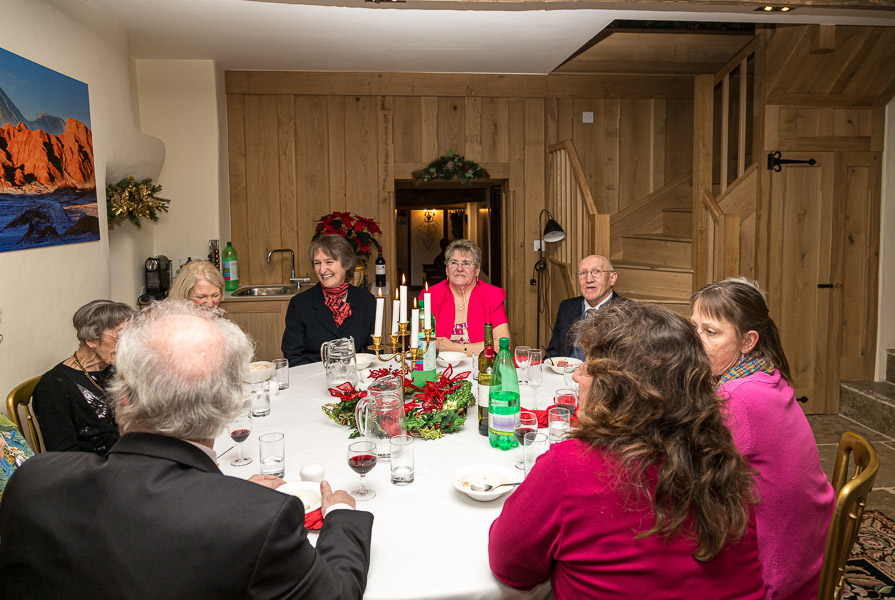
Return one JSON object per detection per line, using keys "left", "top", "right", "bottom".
{"left": 420, "top": 97, "right": 439, "bottom": 160}
{"left": 840, "top": 29, "right": 894, "bottom": 100}
{"left": 665, "top": 99, "right": 694, "bottom": 181}
{"left": 481, "top": 97, "right": 509, "bottom": 163}
{"left": 525, "top": 98, "right": 546, "bottom": 348}
{"left": 692, "top": 75, "right": 714, "bottom": 291}
{"left": 651, "top": 100, "right": 666, "bottom": 190}
{"left": 392, "top": 96, "right": 422, "bottom": 164}
{"left": 506, "top": 98, "right": 526, "bottom": 346}
{"left": 226, "top": 94, "right": 249, "bottom": 281}
{"left": 570, "top": 99, "right": 603, "bottom": 214}
{"left": 465, "top": 97, "right": 482, "bottom": 161}
{"left": 765, "top": 26, "right": 810, "bottom": 105}
{"left": 377, "top": 95, "right": 397, "bottom": 288}
{"left": 436, "top": 97, "right": 466, "bottom": 156}
{"left": 545, "top": 96, "right": 559, "bottom": 149}
{"left": 294, "top": 96, "right": 330, "bottom": 277}
{"left": 618, "top": 100, "right": 653, "bottom": 212}
{"left": 813, "top": 27, "right": 871, "bottom": 96}
{"left": 276, "top": 95, "right": 297, "bottom": 284}
{"left": 832, "top": 107, "right": 873, "bottom": 138}
{"left": 555, "top": 98, "right": 574, "bottom": 143}
{"left": 244, "top": 95, "right": 281, "bottom": 285}
{"left": 871, "top": 107, "right": 885, "bottom": 151}
{"left": 327, "top": 96, "right": 347, "bottom": 209}
{"left": 344, "top": 95, "right": 381, "bottom": 239}
{"left": 603, "top": 99, "right": 620, "bottom": 215}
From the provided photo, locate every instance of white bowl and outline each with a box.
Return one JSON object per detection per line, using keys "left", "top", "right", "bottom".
{"left": 276, "top": 481, "right": 322, "bottom": 514}
{"left": 437, "top": 351, "right": 466, "bottom": 368}
{"left": 245, "top": 361, "right": 274, "bottom": 384}
{"left": 355, "top": 353, "right": 377, "bottom": 369}
{"left": 547, "top": 357, "right": 582, "bottom": 375}
{"left": 452, "top": 463, "right": 519, "bottom": 502}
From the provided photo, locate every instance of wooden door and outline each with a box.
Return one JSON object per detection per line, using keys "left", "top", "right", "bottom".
{"left": 767, "top": 151, "right": 881, "bottom": 414}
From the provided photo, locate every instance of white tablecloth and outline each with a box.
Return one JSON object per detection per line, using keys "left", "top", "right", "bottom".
{"left": 216, "top": 357, "right": 566, "bottom": 600}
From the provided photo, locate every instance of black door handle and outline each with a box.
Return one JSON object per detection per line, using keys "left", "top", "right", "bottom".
{"left": 817, "top": 283, "right": 834, "bottom": 289}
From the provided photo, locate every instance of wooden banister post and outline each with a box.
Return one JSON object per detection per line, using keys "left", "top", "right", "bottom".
{"left": 693, "top": 74, "right": 714, "bottom": 290}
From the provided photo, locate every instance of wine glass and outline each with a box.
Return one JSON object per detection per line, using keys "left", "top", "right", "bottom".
{"left": 229, "top": 409, "right": 253, "bottom": 467}
{"left": 528, "top": 349, "right": 543, "bottom": 407}
{"left": 564, "top": 363, "right": 579, "bottom": 393}
{"left": 515, "top": 346, "right": 532, "bottom": 385}
{"left": 514, "top": 411, "right": 538, "bottom": 470}
{"left": 347, "top": 440, "right": 378, "bottom": 501}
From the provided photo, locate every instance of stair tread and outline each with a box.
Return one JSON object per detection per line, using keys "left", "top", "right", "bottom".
{"left": 612, "top": 260, "right": 693, "bottom": 274}
{"left": 662, "top": 208, "right": 693, "bottom": 214}
{"left": 622, "top": 293, "right": 689, "bottom": 304}
{"left": 841, "top": 380, "right": 895, "bottom": 399}
{"left": 622, "top": 233, "right": 692, "bottom": 243}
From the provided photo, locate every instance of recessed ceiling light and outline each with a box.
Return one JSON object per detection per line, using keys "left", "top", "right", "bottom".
{"left": 755, "top": 5, "right": 794, "bottom": 11}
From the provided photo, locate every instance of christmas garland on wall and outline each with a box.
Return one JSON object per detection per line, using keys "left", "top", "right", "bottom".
{"left": 106, "top": 176, "right": 170, "bottom": 229}
{"left": 412, "top": 150, "right": 489, "bottom": 186}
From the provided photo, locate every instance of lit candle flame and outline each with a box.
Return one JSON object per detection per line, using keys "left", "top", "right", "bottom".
{"left": 401, "top": 273, "right": 406, "bottom": 285}
{"left": 377, "top": 287, "right": 382, "bottom": 298}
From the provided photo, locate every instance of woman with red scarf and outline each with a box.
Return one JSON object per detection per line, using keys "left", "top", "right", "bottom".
{"left": 281, "top": 235, "right": 375, "bottom": 366}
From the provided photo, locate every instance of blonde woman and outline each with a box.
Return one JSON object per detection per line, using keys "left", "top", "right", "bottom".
{"left": 169, "top": 260, "right": 226, "bottom": 309}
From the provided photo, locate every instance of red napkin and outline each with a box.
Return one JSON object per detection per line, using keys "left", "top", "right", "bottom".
{"left": 305, "top": 508, "right": 323, "bottom": 530}
{"left": 525, "top": 404, "right": 578, "bottom": 428}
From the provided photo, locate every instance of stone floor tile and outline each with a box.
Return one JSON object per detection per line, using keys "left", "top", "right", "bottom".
{"left": 807, "top": 414, "right": 893, "bottom": 445}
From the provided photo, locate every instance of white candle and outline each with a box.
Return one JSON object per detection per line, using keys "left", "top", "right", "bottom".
{"left": 391, "top": 296, "right": 400, "bottom": 336}
{"left": 410, "top": 308, "right": 419, "bottom": 348}
{"left": 400, "top": 275, "right": 408, "bottom": 323}
{"left": 374, "top": 291, "right": 384, "bottom": 338}
{"left": 423, "top": 283, "right": 432, "bottom": 331}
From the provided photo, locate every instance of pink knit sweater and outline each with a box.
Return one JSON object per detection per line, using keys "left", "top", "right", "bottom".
{"left": 720, "top": 370, "right": 836, "bottom": 600}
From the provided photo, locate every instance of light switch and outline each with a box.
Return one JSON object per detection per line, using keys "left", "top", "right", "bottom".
{"left": 582, "top": 111, "right": 594, "bottom": 124}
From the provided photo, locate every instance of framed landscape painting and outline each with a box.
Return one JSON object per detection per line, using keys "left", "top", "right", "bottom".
{"left": 0, "top": 46, "right": 98, "bottom": 253}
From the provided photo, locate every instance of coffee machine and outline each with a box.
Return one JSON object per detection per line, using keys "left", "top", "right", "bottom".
{"left": 142, "top": 255, "right": 172, "bottom": 303}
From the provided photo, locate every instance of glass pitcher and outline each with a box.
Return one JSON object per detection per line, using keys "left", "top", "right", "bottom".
{"left": 321, "top": 336, "right": 357, "bottom": 388}
{"left": 354, "top": 392, "right": 407, "bottom": 460}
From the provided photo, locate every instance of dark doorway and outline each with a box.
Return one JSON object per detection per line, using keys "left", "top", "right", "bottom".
{"left": 395, "top": 182, "right": 503, "bottom": 296}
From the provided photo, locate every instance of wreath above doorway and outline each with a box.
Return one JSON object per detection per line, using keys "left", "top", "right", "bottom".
{"left": 412, "top": 150, "right": 489, "bottom": 186}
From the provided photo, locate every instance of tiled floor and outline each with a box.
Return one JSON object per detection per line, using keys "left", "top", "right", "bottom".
{"left": 807, "top": 414, "right": 895, "bottom": 516}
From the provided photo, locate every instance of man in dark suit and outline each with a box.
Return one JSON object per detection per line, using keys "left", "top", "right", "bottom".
{"left": 0, "top": 301, "right": 373, "bottom": 599}
{"left": 547, "top": 254, "right": 622, "bottom": 359}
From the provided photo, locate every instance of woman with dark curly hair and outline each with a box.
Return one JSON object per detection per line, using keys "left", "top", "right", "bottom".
{"left": 489, "top": 301, "right": 765, "bottom": 599}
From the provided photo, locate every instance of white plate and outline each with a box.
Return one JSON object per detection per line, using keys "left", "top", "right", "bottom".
{"left": 547, "top": 357, "right": 581, "bottom": 375}
{"left": 276, "top": 481, "right": 322, "bottom": 514}
{"left": 355, "top": 353, "right": 377, "bottom": 369}
{"left": 437, "top": 351, "right": 466, "bottom": 368}
{"left": 451, "top": 463, "right": 519, "bottom": 502}
{"left": 245, "top": 361, "right": 274, "bottom": 384}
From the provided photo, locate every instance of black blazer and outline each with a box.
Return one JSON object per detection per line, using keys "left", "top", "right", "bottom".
{"left": 0, "top": 432, "right": 374, "bottom": 599}
{"left": 546, "top": 291, "right": 623, "bottom": 358}
{"left": 281, "top": 283, "right": 376, "bottom": 367}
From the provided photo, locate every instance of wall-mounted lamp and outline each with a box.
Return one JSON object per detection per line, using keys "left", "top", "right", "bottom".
{"left": 423, "top": 209, "right": 436, "bottom": 223}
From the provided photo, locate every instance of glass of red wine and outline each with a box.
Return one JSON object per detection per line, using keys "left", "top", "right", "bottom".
{"left": 229, "top": 409, "right": 253, "bottom": 467}
{"left": 514, "top": 411, "right": 538, "bottom": 470}
{"left": 347, "top": 440, "right": 378, "bottom": 501}
{"left": 554, "top": 388, "right": 578, "bottom": 417}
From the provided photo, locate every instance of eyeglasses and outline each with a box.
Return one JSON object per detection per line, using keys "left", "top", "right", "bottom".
{"left": 576, "top": 268, "right": 612, "bottom": 279}
{"left": 102, "top": 332, "right": 119, "bottom": 342}
{"left": 190, "top": 293, "right": 222, "bottom": 302}
{"left": 448, "top": 260, "right": 475, "bottom": 269}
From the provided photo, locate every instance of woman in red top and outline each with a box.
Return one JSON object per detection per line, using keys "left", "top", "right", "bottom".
{"left": 489, "top": 301, "right": 765, "bottom": 599}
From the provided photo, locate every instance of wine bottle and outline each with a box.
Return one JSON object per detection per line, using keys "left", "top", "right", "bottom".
{"left": 222, "top": 241, "right": 239, "bottom": 292}
{"left": 488, "top": 337, "right": 520, "bottom": 450}
{"left": 375, "top": 246, "right": 386, "bottom": 288}
{"left": 477, "top": 323, "right": 495, "bottom": 436}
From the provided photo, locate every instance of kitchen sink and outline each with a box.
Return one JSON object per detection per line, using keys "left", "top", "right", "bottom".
{"left": 232, "top": 284, "right": 299, "bottom": 297}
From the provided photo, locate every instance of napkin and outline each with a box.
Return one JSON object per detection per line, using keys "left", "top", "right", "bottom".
{"left": 528, "top": 404, "right": 578, "bottom": 428}
{"left": 305, "top": 508, "right": 323, "bottom": 531}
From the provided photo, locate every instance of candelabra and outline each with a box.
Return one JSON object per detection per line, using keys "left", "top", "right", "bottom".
{"left": 369, "top": 321, "right": 433, "bottom": 396}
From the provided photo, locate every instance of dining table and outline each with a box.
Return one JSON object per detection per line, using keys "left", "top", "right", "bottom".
{"left": 215, "top": 355, "right": 572, "bottom": 600}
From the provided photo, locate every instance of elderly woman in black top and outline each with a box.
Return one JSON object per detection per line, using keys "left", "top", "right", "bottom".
{"left": 33, "top": 299, "right": 136, "bottom": 454}
{"left": 281, "top": 235, "right": 375, "bottom": 366}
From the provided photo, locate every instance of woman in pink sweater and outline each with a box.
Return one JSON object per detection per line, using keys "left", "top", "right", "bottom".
{"left": 691, "top": 278, "right": 835, "bottom": 600}
{"left": 489, "top": 301, "right": 766, "bottom": 599}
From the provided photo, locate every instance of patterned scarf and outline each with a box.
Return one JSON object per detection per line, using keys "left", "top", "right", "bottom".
{"left": 322, "top": 282, "right": 351, "bottom": 326}
{"left": 716, "top": 352, "right": 776, "bottom": 388}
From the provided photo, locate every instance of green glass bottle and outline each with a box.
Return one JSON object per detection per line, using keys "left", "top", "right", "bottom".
{"left": 488, "top": 337, "right": 520, "bottom": 450}
{"left": 221, "top": 241, "right": 239, "bottom": 292}
{"left": 412, "top": 313, "right": 436, "bottom": 387}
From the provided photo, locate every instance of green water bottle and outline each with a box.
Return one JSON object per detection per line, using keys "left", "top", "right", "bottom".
{"left": 222, "top": 241, "right": 239, "bottom": 292}
{"left": 412, "top": 313, "right": 437, "bottom": 387}
{"left": 489, "top": 337, "right": 520, "bottom": 450}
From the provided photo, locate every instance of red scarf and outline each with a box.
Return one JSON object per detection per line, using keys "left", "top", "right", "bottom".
{"left": 322, "top": 282, "right": 351, "bottom": 326}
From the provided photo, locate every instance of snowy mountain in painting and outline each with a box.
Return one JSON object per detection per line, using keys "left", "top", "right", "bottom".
{"left": 0, "top": 85, "right": 66, "bottom": 134}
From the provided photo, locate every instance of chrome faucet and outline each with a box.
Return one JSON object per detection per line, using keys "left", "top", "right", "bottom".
{"left": 267, "top": 248, "right": 296, "bottom": 282}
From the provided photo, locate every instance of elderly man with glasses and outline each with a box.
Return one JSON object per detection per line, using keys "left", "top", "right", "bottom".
{"left": 546, "top": 255, "right": 623, "bottom": 359}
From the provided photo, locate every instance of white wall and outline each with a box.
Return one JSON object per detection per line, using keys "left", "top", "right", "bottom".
{"left": 0, "top": 0, "right": 162, "bottom": 413}
{"left": 877, "top": 98, "right": 895, "bottom": 379}
{"left": 133, "top": 59, "right": 226, "bottom": 276}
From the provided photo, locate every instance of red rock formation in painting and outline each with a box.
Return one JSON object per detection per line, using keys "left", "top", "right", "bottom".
{"left": 0, "top": 118, "right": 95, "bottom": 192}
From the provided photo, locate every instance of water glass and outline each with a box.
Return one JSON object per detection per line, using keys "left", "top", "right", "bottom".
{"left": 251, "top": 382, "right": 270, "bottom": 417}
{"left": 273, "top": 358, "right": 289, "bottom": 390}
{"left": 523, "top": 431, "right": 548, "bottom": 477}
{"left": 528, "top": 349, "right": 543, "bottom": 403}
{"left": 259, "top": 432, "right": 285, "bottom": 477}
{"left": 548, "top": 406, "right": 571, "bottom": 445}
{"left": 515, "top": 346, "right": 532, "bottom": 384}
{"left": 389, "top": 435, "right": 415, "bottom": 485}
{"left": 563, "top": 364, "right": 579, "bottom": 392}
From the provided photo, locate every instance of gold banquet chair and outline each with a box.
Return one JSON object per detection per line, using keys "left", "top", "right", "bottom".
{"left": 6, "top": 376, "right": 43, "bottom": 454}
{"left": 817, "top": 431, "right": 880, "bottom": 600}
